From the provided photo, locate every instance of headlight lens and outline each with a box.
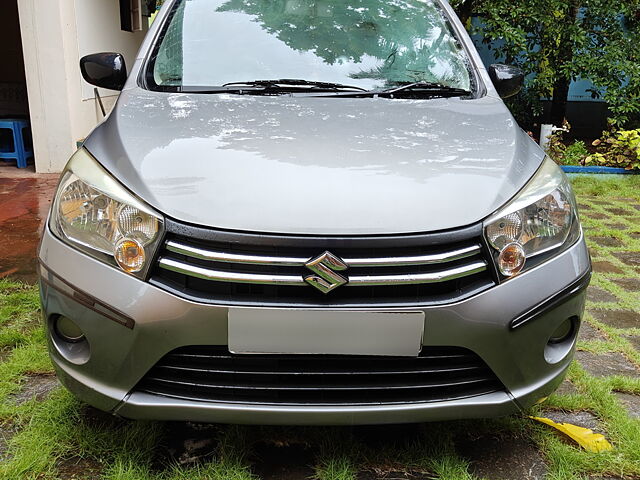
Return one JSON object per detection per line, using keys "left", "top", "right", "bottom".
{"left": 484, "top": 157, "right": 579, "bottom": 277}
{"left": 50, "top": 148, "right": 164, "bottom": 277}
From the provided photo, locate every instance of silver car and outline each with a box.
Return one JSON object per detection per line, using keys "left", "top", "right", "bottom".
{"left": 39, "top": 0, "right": 590, "bottom": 425}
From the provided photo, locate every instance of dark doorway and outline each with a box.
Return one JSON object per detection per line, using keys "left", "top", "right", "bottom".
{"left": 0, "top": 0, "right": 29, "bottom": 120}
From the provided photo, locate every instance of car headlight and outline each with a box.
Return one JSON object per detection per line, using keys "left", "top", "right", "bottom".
{"left": 50, "top": 148, "right": 164, "bottom": 278}
{"left": 484, "top": 157, "right": 580, "bottom": 278}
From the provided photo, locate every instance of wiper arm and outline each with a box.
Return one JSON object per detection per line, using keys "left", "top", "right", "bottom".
{"left": 314, "top": 82, "right": 471, "bottom": 98}
{"left": 380, "top": 81, "right": 471, "bottom": 96}
{"left": 222, "top": 79, "right": 368, "bottom": 92}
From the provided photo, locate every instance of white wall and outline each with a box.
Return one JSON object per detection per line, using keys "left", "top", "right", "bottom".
{"left": 17, "top": 0, "right": 148, "bottom": 173}
{"left": 75, "top": 0, "right": 147, "bottom": 101}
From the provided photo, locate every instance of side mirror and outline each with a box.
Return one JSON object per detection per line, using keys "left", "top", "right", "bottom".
{"left": 488, "top": 64, "right": 524, "bottom": 99}
{"left": 80, "top": 53, "right": 127, "bottom": 91}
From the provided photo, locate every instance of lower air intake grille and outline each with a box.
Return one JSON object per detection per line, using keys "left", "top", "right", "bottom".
{"left": 135, "top": 346, "right": 505, "bottom": 406}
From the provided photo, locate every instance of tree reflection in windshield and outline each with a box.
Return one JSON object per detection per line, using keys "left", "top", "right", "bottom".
{"left": 152, "top": 0, "right": 471, "bottom": 91}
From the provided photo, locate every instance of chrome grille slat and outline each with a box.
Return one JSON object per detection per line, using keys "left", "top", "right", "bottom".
{"left": 159, "top": 257, "right": 304, "bottom": 286}
{"left": 344, "top": 244, "right": 481, "bottom": 266}
{"left": 166, "top": 240, "right": 308, "bottom": 266}
{"left": 165, "top": 239, "right": 482, "bottom": 267}
{"left": 152, "top": 223, "right": 496, "bottom": 306}
{"left": 158, "top": 257, "right": 487, "bottom": 287}
{"left": 347, "top": 261, "right": 487, "bottom": 286}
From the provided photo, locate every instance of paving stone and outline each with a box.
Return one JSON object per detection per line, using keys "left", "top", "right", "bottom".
{"left": 605, "top": 207, "right": 632, "bottom": 216}
{"left": 614, "top": 392, "right": 640, "bottom": 419}
{"left": 632, "top": 204, "right": 640, "bottom": 211}
{"left": 591, "top": 261, "right": 625, "bottom": 274}
{"left": 357, "top": 471, "right": 432, "bottom": 480}
{"left": 626, "top": 335, "right": 640, "bottom": 352}
{"left": 9, "top": 375, "right": 59, "bottom": 405}
{"left": 542, "top": 410, "right": 604, "bottom": 434}
{"left": 585, "top": 212, "right": 608, "bottom": 220}
{"left": 577, "top": 203, "right": 592, "bottom": 210}
{"left": 613, "top": 251, "right": 640, "bottom": 267}
{"left": 590, "top": 199, "right": 612, "bottom": 206}
{"left": 0, "top": 421, "right": 18, "bottom": 463}
{"left": 586, "top": 286, "right": 618, "bottom": 303}
{"left": 0, "top": 348, "right": 11, "bottom": 364}
{"left": 631, "top": 232, "right": 640, "bottom": 240}
{"left": 612, "top": 277, "right": 640, "bottom": 292}
{"left": 605, "top": 223, "right": 629, "bottom": 231}
{"left": 457, "top": 434, "right": 547, "bottom": 480}
{"left": 578, "top": 323, "right": 607, "bottom": 342}
{"left": 590, "top": 236, "right": 624, "bottom": 248}
{"left": 55, "top": 456, "right": 103, "bottom": 480}
{"left": 554, "top": 379, "right": 578, "bottom": 396}
{"left": 591, "top": 310, "right": 640, "bottom": 329}
{"left": 575, "top": 351, "right": 640, "bottom": 378}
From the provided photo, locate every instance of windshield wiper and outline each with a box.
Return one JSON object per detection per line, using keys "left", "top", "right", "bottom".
{"left": 379, "top": 82, "right": 471, "bottom": 96}
{"left": 176, "top": 80, "right": 367, "bottom": 95}
{"left": 174, "top": 81, "right": 469, "bottom": 97}
{"left": 221, "top": 79, "right": 368, "bottom": 92}
{"left": 316, "top": 81, "right": 471, "bottom": 98}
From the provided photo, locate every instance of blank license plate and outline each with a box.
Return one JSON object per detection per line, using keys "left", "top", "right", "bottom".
{"left": 228, "top": 309, "right": 425, "bottom": 357}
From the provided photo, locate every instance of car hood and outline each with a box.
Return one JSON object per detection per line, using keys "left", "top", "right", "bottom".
{"left": 85, "top": 89, "right": 545, "bottom": 235}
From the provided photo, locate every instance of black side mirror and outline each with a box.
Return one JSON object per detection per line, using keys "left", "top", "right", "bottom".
{"left": 80, "top": 53, "right": 127, "bottom": 91}
{"left": 488, "top": 64, "right": 525, "bottom": 99}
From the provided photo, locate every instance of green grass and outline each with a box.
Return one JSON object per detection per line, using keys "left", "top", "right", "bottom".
{"left": 0, "top": 176, "right": 639, "bottom": 480}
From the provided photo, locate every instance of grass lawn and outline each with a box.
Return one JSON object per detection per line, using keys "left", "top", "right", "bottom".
{"left": 0, "top": 175, "right": 639, "bottom": 480}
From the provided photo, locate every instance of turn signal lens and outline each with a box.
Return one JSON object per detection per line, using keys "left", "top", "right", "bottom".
{"left": 486, "top": 212, "right": 523, "bottom": 251}
{"left": 114, "top": 237, "right": 146, "bottom": 273}
{"left": 498, "top": 242, "right": 526, "bottom": 277}
{"left": 117, "top": 205, "right": 158, "bottom": 241}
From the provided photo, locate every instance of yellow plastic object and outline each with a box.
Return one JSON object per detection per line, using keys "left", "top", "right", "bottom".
{"left": 530, "top": 416, "right": 613, "bottom": 453}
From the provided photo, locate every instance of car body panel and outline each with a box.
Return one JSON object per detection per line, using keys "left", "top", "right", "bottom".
{"left": 39, "top": 225, "right": 589, "bottom": 424}
{"left": 85, "top": 92, "right": 544, "bottom": 235}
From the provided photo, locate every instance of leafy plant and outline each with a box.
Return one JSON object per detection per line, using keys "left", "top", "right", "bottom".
{"left": 451, "top": 0, "right": 640, "bottom": 128}
{"left": 556, "top": 141, "right": 589, "bottom": 166}
{"left": 545, "top": 121, "right": 589, "bottom": 166}
{"left": 587, "top": 129, "right": 640, "bottom": 170}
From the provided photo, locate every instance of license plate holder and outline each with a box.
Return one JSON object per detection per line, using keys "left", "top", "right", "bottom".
{"left": 228, "top": 309, "right": 425, "bottom": 357}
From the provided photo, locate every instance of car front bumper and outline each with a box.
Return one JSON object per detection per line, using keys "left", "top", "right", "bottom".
{"left": 39, "top": 225, "right": 590, "bottom": 425}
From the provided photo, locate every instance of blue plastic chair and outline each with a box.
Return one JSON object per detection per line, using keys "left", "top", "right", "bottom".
{"left": 0, "top": 119, "right": 33, "bottom": 168}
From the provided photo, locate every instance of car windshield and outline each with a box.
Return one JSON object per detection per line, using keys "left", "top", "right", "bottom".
{"left": 148, "top": 0, "right": 473, "bottom": 93}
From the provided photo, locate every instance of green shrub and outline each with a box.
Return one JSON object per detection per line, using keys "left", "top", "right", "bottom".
{"left": 555, "top": 141, "right": 589, "bottom": 166}
{"left": 546, "top": 122, "right": 589, "bottom": 166}
{"left": 587, "top": 129, "right": 640, "bottom": 170}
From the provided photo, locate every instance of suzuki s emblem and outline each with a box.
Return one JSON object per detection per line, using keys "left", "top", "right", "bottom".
{"left": 304, "top": 251, "right": 348, "bottom": 294}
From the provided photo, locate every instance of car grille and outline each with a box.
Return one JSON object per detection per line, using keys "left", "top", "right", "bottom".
{"left": 135, "top": 346, "right": 505, "bottom": 406}
{"left": 150, "top": 220, "right": 496, "bottom": 307}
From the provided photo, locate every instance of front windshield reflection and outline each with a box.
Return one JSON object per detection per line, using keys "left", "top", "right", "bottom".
{"left": 153, "top": 0, "right": 471, "bottom": 91}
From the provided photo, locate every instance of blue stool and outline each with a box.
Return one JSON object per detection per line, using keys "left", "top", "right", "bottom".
{"left": 0, "top": 119, "right": 33, "bottom": 169}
